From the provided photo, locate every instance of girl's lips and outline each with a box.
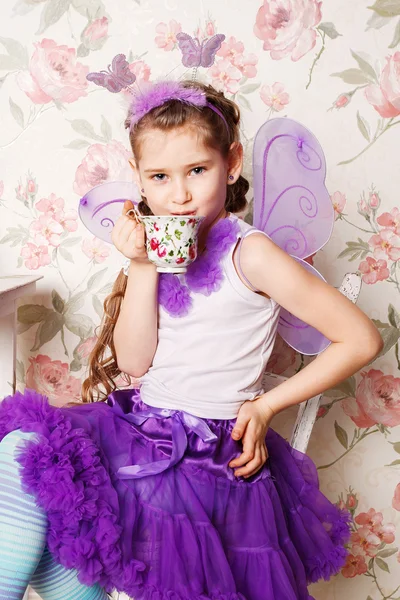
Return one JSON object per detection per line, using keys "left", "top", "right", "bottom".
{"left": 171, "top": 211, "right": 196, "bottom": 216}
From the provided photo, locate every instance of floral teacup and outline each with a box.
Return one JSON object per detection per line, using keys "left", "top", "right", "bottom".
{"left": 140, "top": 215, "right": 204, "bottom": 273}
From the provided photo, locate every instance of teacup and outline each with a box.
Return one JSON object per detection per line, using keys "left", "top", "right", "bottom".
{"left": 139, "top": 215, "right": 205, "bottom": 273}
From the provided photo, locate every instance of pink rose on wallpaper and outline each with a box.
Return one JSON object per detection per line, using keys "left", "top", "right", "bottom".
{"left": 20, "top": 243, "right": 51, "bottom": 270}
{"left": 369, "top": 229, "right": 400, "bottom": 262}
{"left": 350, "top": 526, "right": 381, "bottom": 557}
{"left": 330, "top": 191, "right": 346, "bottom": 218}
{"left": 209, "top": 59, "right": 242, "bottom": 94}
{"left": 36, "top": 193, "right": 64, "bottom": 216}
{"left": 82, "top": 236, "right": 111, "bottom": 263}
{"left": 357, "top": 196, "right": 371, "bottom": 218}
{"left": 17, "top": 39, "right": 88, "bottom": 104}
{"left": 341, "top": 553, "right": 368, "bottom": 578}
{"left": 266, "top": 333, "right": 296, "bottom": 375}
{"left": 73, "top": 141, "right": 132, "bottom": 196}
{"left": 129, "top": 60, "right": 151, "bottom": 82}
{"left": 359, "top": 256, "right": 389, "bottom": 284}
{"left": 355, "top": 508, "right": 395, "bottom": 544}
{"left": 55, "top": 209, "right": 78, "bottom": 232}
{"left": 365, "top": 52, "right": 400, "bottom": 118}
{"left": 260, "top": 83, "right": 290, "bottom": 111}
{"left": 35, "top": 193, "right": 78, "bottom": 232}
{"left": 254, "top": 0, "right": 322, "bottom": 61}
{"left": 393, "top": 483, "right": 400, "bottom": 511}
{"left": 342, "top": 369, "right": 400, "bottom": 428}
{"left": 82, "top": 17, "right": 109, "bottom": 50}
{"left": 217, "top": 36, "right": 258, "bottom": 78}
{"left": 377, "top": 207, "right": 400, "bottom": 234}
{"left": 30, "top": 214, "right": 64, "bottom": 247}
{"left": 26, "top": 354, "right": 81, "bottom": 406}
{"left": 333, "top": 93, "right": 351, "bottom": 109}
{"left": 155, "top": 20, "right": 182, "bottom": 51}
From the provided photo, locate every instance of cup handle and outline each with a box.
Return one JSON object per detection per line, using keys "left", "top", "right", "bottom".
{"left": 126, "top": 207, "right": 142, "bottom": 224}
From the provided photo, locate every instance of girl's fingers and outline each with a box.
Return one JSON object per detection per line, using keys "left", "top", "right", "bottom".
{"left": 234, "top": 445, "right": 264, "bottom": 478}
{"left": 135, "top": 223, "right": 145, "bottom": 249}
{"left": 122, "top": 200, "right": 134, "bottom": 216}
{"left": 229, "top": 431, "right": 255, "bottom": 468}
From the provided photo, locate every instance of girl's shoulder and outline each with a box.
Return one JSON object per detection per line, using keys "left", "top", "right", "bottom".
{"left": 229, "top": 213, "right": 270, "bottom": 245}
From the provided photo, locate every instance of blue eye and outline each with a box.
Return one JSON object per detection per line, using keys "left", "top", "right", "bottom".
{"left": 191, "top": 167, "right": 205, "bottom": 175}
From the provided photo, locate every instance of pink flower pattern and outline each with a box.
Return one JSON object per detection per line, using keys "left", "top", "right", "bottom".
{"left": 330, "top": 191, "right": 346, "bottom": 218}
{"left": 217, "top": 36, "right": 258, "bottom": 78}
{"left": 209, "top": 59, "right": 242, "bottom": 94}
{"left": 342, "top": 369, "right": 400, "bottom": 428}
{"left": 254, "top": 0, "right": 322, "bottom": 61}
{"left": 20, "top": 243, "right": 51, "bottom": 270}
{"left": 82, "top": 237, "right": 111, "bottom": 263}
{"left": 17, "top": 39, "right": 88, "bottom": 104}
{"left": 365, "top": 52, "right": 400, "bottom": 118}
{"left": 260, "top": 82, "right": 290, "bottom": 111}
{"left": 30, "top": 214, "right": 64, "bottom": 247}
{"left": 359, "top": 256, "right": 390, "bottom": 284}
{"left": 26, "top": 354, "right": 81, "bottom": 406}
{"left": 155, "top": 20, "right": 182, "bottom": 51}
{"left": 73, "top": 141, "right": 132, "bottom": 196}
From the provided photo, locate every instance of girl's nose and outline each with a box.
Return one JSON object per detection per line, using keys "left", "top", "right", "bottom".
{"left": 172, "top": 181, "right": 191, "bottom": 205}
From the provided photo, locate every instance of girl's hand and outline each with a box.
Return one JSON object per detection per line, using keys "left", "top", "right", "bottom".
{"left": 111, "top": 201, "right": 149, "bottom": 263}
{"left": 229, "top": 398, "right": 274, "bottom": 478}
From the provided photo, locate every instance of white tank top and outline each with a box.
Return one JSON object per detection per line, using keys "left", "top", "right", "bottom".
{"left": 139, "top": 214, "right": 281, "bottom": 419}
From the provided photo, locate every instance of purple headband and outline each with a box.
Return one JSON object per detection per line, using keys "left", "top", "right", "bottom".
{"left": 128, "top": 81, "right": 229, "bottom": 133}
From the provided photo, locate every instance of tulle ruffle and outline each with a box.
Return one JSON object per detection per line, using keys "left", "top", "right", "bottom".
{"left": 0, "top": 388, "right": 350, "bottom": 599}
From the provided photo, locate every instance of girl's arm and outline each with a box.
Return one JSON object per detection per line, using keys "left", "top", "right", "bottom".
{"left": 111, "top": 202, "right": 159, "bottom": 378}
{"left": 240, "top": 233, "right": 384, "bottom": 416}
{"left": 113, "top": 260, "right": 159, "bottom": 378}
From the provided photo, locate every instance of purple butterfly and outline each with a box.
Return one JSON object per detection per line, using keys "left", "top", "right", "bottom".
{"left": 176, "top": 33, "right": 225, "bottom": 68}
{"left": 86, "top": 54, "right": 136, "bottom": 93}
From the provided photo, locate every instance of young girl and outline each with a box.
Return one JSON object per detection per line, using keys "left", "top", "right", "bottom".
{"left": 0, "top": 80, "right": 382, "bottom": 600}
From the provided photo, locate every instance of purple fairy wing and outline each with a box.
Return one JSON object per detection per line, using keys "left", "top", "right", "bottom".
{"left": 252, "top": 117, "right": 334, "bottom": 355}
{"left": 78, "top": 181, "right": 141, "bottom": 243}
{"left": 176, "top": 32, "right": 202, "bottom": 68}
{"left": 200, "top": 34, "right": 226, "bottom": 68}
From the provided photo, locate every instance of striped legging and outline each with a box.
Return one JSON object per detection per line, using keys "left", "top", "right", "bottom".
{"left": 0, "top": 430, "right": 109, "bottom": 600}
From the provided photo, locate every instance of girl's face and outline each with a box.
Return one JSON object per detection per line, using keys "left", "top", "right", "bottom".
{"left": 130, "top": 125, "right": 242, "bottom": 228}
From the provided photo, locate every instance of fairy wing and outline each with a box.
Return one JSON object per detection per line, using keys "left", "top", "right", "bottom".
{"left": 252, "top": 117, "right": 334, "bottom": 355}
{"left": 78, "top": 181, "right": 141, "bottom": 243}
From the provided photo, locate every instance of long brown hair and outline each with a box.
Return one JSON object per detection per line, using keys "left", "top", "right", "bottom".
{"left": 81, "top": 79, "right": 250, "bottom": 403}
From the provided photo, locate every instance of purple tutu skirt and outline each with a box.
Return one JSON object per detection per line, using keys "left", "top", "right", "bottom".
{"left": 0, "top": 388, "right": 350, "bottom": 600}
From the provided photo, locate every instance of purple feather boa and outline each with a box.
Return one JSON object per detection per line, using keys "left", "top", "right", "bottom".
{"left": 158, "top": 216, "right": 240, "bottom": 317}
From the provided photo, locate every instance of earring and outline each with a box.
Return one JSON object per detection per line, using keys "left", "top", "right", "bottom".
{"left": 141, "top": 188, "right": 145, "bottom": 193}
{"left": 228, "top": 175, "right": 234, "bottom": 182}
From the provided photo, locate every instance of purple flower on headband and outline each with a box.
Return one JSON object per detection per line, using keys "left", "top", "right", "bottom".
{"left": 158, "top": 273, "right": 192, "bottom": 317}
{"left": 129, "top": 81, "right": 207, "bottom": 126}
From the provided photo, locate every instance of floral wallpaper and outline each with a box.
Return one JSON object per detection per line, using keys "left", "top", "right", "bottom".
{"left": 0, "top": 0, "right": 399, "bottom": 598}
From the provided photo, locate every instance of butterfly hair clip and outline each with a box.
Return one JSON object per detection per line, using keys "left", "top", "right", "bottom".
{"left": 176, "top": 32, "right": 225, "bottom": 79}
{"left": 86, "top": 53, "right": 136, "bottom": 93}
